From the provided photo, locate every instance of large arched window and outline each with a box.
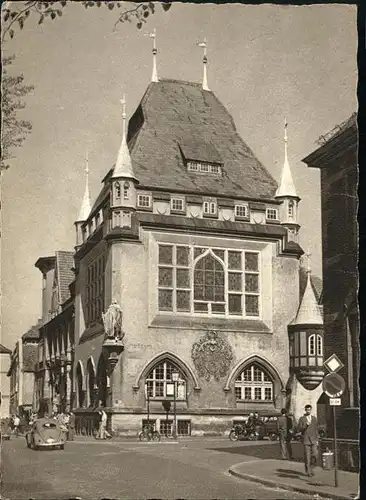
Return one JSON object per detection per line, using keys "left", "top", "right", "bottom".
{"left": 235, "top": 364, "right": 273, "bottom": 401}
{"left": 194, "top": 252, "right": 225, "bottom": 314}
{"left": 76, "top": 363, "right": 85, "bottom": 408}
{"left": 86, "top": 359, "right": 96, "bottom": 407}
{"left": 145, "top": 360, "right": 186, "bottom": 400}
{"left": 157, "top": 245, "right": 260, "bottom": 318}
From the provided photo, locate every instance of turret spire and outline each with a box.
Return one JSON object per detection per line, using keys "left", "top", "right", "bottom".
{"left": 275, "top": 120, "right": 297, "bottom": 198}
{"left": 76, "top": 153, "right": 92, "bottom": 222}
{"left": 112, "top": 94, "right": 135, "bottom": 180}
{"left": 292, "top": 250, "right": 322, "bottom": 325}
{"left": 197, "top": 38, "right": 210, "bottom": 91}
{"left": 145, "top": 29, "right": 158, "bottom": 83}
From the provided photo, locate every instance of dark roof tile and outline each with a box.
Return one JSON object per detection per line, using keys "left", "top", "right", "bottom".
{"left": 126, "top": 80, "right": 277, "bottom": 200}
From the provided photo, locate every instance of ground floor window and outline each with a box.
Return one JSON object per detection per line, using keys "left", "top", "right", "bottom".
{"left": 158, "top": 419, "right": 191, "bottom": 436}
{"left": 235, "top": 364, "right": 274, "bottom": 402}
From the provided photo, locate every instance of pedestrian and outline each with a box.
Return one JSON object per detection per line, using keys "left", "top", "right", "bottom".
{"left": 68, "top": 411, "right": 75, "bottom": 441}
{"left": 98, "top": 407, "right": 107, "bottom": 440}
{"left": 277, "top": 408, "right": 293, "bottom": 460}
{"left": 12, "top": 414, "right": 20, "bottom": 437}
{"left": 297, "top": 404, "right": 318, "bottom": 477}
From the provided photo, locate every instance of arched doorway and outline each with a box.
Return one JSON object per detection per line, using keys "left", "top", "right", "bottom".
{"left": 97, "top": 354, "right": 108, "bottom": 407}
{"left": 76, "top": 362, "right": 85, "bottom": 408}
{"left": 86, "top": 358, "right": 96, "bottom": 408}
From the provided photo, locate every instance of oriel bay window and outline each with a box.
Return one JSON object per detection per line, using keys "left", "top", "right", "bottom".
{"left": 145, "top": 360, "right": 186, "bottom": 400}
{"left": 158, "top": 244, "right": 260, "bottom": 317}
{"left": 235, "top": 364, "right": 273, "bottom": 402}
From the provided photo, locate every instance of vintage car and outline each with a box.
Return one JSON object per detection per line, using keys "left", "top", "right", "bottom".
{"left": 25, "top": 418, "right": 66, "bottom": 450}
{"left": 0, "top": 418, "right": 11, "bottom": 440}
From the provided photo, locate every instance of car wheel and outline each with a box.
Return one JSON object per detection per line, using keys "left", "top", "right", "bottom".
{"left": 26, "top": 437, "right": 31, "bottom": 449}
{"left": 60, "top": 444, "right": 65, "bottom": 450}
{"left": 268, "top": 432, "right": 278, "bottom": 441}
{"left": 319, "top": 430, "right": 326, "bottom": 438}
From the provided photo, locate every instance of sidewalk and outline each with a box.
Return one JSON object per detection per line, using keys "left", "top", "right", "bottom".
{"left": 229, "top": 459, "right": 359, "bottom": 500}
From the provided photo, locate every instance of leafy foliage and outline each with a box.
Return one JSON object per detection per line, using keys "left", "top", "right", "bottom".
{"left": 2, "top": 1, "right": 172, "bottom": 41}
{"left": 1, "top": 56, "right": 34, "bottom": 171}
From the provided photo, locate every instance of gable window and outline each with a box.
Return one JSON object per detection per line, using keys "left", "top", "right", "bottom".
{"left": 137, "top": 193, "right": 152, "bottom": 209}
{"left": 235, "top": 204, "right": 249, "bottom": 219}
{"left": 235, "top": 364, "right": 273, "bottom": 401}
{"left": 145, "top": 360, "right": 186, "bottom": 400}
{"left": 115, "top": 182, "right": 121, "bottom": 199}
{"left": 266, "top": 208, "right": 279, "bottom": 221}
{"left": 171, "top": 197, "right": 185, "bottom": 213}
{"left": 203, "top": 199, "right": 217, "bottom": 216}
{"left": 157, "top": 244, "right": 260, "bottom": 317}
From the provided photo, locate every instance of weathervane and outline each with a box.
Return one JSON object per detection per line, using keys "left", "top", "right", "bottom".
{"left": 197, "top": 38, "right": 210, "bottom": 91}
{"left": 145, "top": 28, "right": 158, "bottom": 82}
{"left": 120, "top": 93, "right": 127, "bottom": 138}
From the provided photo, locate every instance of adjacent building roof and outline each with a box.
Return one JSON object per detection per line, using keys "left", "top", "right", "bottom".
{"left": 55, "top": 251, "right": 75, "bottom": 305}
{"left": 124, "top": 79, "right": 278, "bottom": 200}
{"left": 22, "top": 323, "right": 41, "bottom": 342}
{"left": 0, "top": 344, "right": 11, "bottom": 354}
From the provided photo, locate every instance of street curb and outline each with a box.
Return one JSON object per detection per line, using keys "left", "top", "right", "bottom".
{"left": 228, "top": 464, "right": 354, "bottom": 500}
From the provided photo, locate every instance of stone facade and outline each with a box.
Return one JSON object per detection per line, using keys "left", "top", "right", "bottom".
{"left": 0, "top": 346, "right": 11, "bottom": 418}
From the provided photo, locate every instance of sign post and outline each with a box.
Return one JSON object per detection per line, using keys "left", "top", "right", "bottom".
{"left": 322, "top": 371, "right": 346, "bottom": 489}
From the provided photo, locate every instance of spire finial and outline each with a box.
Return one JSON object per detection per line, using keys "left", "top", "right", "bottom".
{"left": 284, "top": 118, "right": 289, "bottom": 163}
{"left": 76, "top": 152, "right": 92, "bottom": 222}
{"left": 305, "top": 247, "right": 312, "bottom": 274}
{"left": 197, "top": 38, "right": 210, "bottom": 91}
{"left": 275, "top": 119, "right": 298, "bottom": 198}
{"left": 145, "top": 29, "right": 158, "bottom": 82}
{"left": 85, "top": 151, "right": 89, "bottom": 176}
{"left": 120, "top": 94, "right": 126, "bottom": 138}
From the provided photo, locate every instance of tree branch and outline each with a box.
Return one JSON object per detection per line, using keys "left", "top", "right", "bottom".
{"left": 1, "top": 1, "right": 38, "bottom": 42}
{"left": 113, "top": 3, "right": 143, "bottom": 32}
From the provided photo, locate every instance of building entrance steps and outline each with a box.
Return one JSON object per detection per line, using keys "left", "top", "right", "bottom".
{"left": 229, "top": 459, "right": 359, "bottom": 500}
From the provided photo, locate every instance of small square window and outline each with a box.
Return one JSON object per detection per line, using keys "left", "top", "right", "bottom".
{"left": 235, "top": 205, "right": 248, "bottom": 218}
{"left": 266, "top": 208, "right": 279, "bottom": 220}
{"left": 171, "top": 197, "right": 185, "bottom": 212}
{"left": 137, "top": 194, "right": 152, "bottom": 209}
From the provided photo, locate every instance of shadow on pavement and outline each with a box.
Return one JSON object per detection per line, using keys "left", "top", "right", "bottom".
{"left": 276, "top": 467, "right": 308, "bottom": 479}
{"left": 209, "top": 442, "right": 304, "bottom": 462}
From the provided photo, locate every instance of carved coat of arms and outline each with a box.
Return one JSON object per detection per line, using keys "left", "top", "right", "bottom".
{"left": 191, "top": 330, "right": 233, "bottom": 382}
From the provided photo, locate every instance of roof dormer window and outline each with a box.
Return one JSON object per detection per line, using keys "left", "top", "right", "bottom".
{"left": 235, "top": 204, "right": 249, "bottom": 219}
{"left": 171, "top": 196, "right": 185, "bottom": 213}
{"left": 203, "top": 198, "right": 217, "bottom": 217}
{"left": 266, "top": 208, "right": 279, "bottom": 221}
{"left": 187, "top": 160, "right": 222, "bottom": 175}
{"left": 137, "top": 193, "right": 152, "bottom": 209}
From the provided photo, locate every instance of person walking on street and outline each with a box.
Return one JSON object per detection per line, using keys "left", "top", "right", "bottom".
{"left": 277, "top": 408, "right": 293, "bottom": 460}
{"left": 68, "top": 411, "right": 75, "bottom": 441}
{"left": 98, "top": 407, "right": 107, "bottom": 440}
{"left": 12, "top": 414, "right": 20, "bottom": 437}
{"left": 297, "top": 404, "right": 318, "bottom": 477}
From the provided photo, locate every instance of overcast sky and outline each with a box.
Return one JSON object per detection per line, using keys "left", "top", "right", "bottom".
{"left": 1, "top": 2, "right": 357, "bottom": 348}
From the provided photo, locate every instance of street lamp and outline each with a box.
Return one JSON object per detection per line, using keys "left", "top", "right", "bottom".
{"left": 171, "top": 370, "right": 179, "bottom": 439}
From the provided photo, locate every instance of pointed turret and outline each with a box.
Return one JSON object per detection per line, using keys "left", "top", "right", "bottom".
{"left": 112, "top": 95, "right": 136, "bottom": 180}
{"left": 275, "top": 121, "right": 300, "bottom": 242}
{"left": 276, "top": 120, "right": 297, "bottom": 198}
{"left": 110, "top": 94, "right": 138, "bottom": 230}
{"left": 197, "top": 39, "right": 210, "bottom": 91}
{"left": 74, "top": 155, "right": 92, "bottom": 247}
{"left": 288, "top": 250, "right": 324, "bottom": 390}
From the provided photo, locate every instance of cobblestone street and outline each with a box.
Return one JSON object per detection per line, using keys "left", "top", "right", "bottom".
{"left": 2, "top": 437, "right": 315, "bottom": 500}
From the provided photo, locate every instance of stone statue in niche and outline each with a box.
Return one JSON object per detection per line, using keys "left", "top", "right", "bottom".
{"left": 191, "top": 330, "right": 233, "bottom": 382}
{"left": 102, "top": 299, "right": 125, "bottom": 342}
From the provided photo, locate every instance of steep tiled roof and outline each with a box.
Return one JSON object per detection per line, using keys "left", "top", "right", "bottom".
{"left": 23, "top": 343, "right": 38, "bottom": 372}
{"left": 124, "top": 79, "right": 277, "bottom": 200}
{"left": 56, "top": 251, "right": 75, "bottom": 305}
{"left": 22, "top": 324, "right": 40, "bottom": 341}
{"left": 299, "top": 266, "right": 322, "bottom": 303}
{"left": 0, "top": 344, "right": 11, "bottom": 354}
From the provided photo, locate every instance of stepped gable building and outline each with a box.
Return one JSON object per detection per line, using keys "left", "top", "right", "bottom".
{"left": 34, "top": 250, "right": 75, "bottom": 416}
{"left": 71, "top": 44, "right": 320, "bottom": 435}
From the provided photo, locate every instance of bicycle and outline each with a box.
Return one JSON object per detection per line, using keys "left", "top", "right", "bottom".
{"left": 138, "top": 423, "right": 160, "bottom": 442}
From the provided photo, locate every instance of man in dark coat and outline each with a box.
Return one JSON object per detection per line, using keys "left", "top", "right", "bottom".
{"left": 277, "top": 408, "right": 293, "bottom": 460}
{"left": 297, "top": 404, "right": 319, "bottom": 476}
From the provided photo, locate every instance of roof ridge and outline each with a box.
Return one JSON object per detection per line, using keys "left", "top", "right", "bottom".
{"left": 158, "top": 78, "right": 202, "bottom": 87}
